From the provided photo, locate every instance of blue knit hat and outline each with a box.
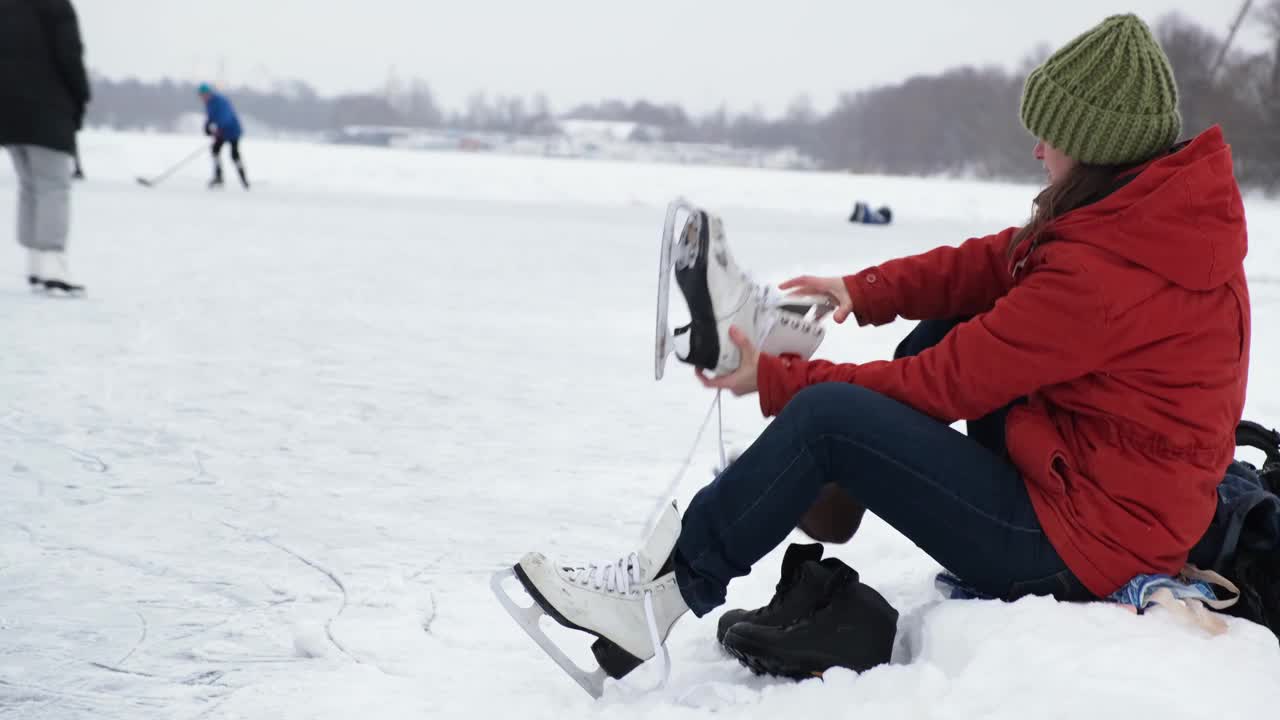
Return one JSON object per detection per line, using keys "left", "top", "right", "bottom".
{"left": 197, "top": 83, "right": 212, "bottom": 95}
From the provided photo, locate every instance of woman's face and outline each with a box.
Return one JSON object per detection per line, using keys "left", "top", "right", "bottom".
{"left": 1034, "top": 139, "right": 1076, "bottom": 184}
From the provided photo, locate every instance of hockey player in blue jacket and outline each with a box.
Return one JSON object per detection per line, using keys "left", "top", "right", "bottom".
{"left": 198, "top": 83, "right": 249, "bottom": 189}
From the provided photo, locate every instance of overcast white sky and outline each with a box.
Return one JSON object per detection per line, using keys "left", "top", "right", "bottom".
{"left": 75, "top": 0, "right": 1270, "bottom": 115}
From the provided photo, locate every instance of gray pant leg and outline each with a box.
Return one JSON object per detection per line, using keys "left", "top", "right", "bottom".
{"left": 7, "top": 146, "right": 37, "bottom": 249}
{"left": 10, "top": 145, "right": 73, "bottom": 251}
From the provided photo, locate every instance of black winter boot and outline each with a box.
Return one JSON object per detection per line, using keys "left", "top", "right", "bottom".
{"left": 717, "top": 544, "right": 854, "bottom": 643}
{"left": 722, "top": 564, "right": 898, "bottom": 679}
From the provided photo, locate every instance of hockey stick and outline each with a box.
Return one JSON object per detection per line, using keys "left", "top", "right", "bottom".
{"left": 136, "top": 145, "right": 208, "bottom": 188}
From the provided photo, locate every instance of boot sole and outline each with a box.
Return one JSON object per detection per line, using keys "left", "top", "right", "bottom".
{"left": 724, "top": 626, "right": 871, "bottom": 680}
{"left": 512, "top": 563, "right": 645, "bottom": 679}
{"left": 723, "top": 640, "right": 825, "bottom": 680}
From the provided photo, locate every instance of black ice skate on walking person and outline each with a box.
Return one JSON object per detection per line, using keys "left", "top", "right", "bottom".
{"left": 33, "top": 249, "right": 84, "bottom": 295}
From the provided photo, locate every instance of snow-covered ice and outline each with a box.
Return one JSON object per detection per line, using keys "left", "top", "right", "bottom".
{"left": 2, "top": 130, "right": 1279, "bottom": 719}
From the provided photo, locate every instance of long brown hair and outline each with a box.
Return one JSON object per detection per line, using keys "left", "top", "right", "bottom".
{"left": 1008, "top": 162, "right": 1135, "bottom": 264}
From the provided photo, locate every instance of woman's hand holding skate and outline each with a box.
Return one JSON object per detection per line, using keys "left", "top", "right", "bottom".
{"left": 697, "top": 326, "right": 759, "bottom": 396}
{"left": 779, "top": 275, "right": 855, "bottom": 324}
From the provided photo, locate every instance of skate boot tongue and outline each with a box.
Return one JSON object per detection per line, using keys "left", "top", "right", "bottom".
{"left": 635, "top": 500, "right": 682, "bottom": 582}
{"left": 561, "top": 500, "right": 682, "bottom": 589}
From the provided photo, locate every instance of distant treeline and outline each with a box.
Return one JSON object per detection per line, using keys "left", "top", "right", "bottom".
{"left": 86, "top": 8, "right": 1280, "bottom": 188}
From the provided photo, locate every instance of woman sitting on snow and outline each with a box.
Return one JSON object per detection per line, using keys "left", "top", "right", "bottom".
{"left": 511, "top": 14, "right": 1250, "bottom": 682}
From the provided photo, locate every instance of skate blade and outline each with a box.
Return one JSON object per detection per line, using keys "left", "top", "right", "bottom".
{"left": 37, "top": 285, "right": 86, "bottom": 299}
{"left": 490, "top": 567, "right": 609, "bottom": 699}
{"left": 655, "top": 198, "right": 699, "bottom": 381}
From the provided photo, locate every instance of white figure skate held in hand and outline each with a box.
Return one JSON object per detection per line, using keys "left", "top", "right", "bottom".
{"left": 655, "top": 197, "right": 833, "bottom": 380}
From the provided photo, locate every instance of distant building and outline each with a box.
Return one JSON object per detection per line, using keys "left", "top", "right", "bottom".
{"left": 557, "top": 119, "right": 669, "bottom": 144}
{"left": 323, "top": 119, "right": 817, "bottom": 171}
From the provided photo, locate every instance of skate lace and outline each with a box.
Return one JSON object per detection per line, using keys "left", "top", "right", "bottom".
{"left": 642, "top": 391, "right": 726, "bottom": 536}
{"left": 643, "top": 591, "right": 669, "bottom": 689}
{"left": 565, "top": 554, "right": 672, "bottom": 691}
{"left": 628, "top": 392, "right": 724, "bottom": 695}
{"left": 565, "top": 554, "right": 642, "bottom": 594}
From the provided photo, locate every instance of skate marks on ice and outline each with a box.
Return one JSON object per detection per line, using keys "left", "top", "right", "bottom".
{"left": 0, "top": 419, "right": 110, "bottom": 503}
{"left": 1, "top": 523, "right": 441, "bottom": 719}
{"left": 220, "top": 521, "right": 439, "bottom": 674}
{"left": 2, "top": 526, "right": 262, "bottom": 718}
{"left": 0, "top": 422, "right": 109, "bottom": 473}
{"left": 0, "top": 443, "right": 395, "bottom": 717}
{"left": 0, "top": 591, "right": 230, "bottom": 719}
{"left": 249, "top": 532, "right": 359, "bottom": 663}
{"left": 0, "top": 410, "right": 232, "bottom": 503}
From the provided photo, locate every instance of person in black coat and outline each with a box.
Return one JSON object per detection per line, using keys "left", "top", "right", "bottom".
{"left": 0, "top": 0, "right": 90, "bottom": 293}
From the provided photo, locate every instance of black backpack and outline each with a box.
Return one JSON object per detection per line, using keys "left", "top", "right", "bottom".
{"left": 1235, "top": 420, "right": 1280, "bottom": 494}
{"left": 1200, "top": 421, "right": 1280, "bottom": 639}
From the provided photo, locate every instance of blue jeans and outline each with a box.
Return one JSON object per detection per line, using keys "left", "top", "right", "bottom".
{"left": 673, "top": 319, "right": 1093, "bottom": 616}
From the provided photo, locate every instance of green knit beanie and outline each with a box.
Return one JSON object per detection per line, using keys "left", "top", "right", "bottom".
{"left": 1020, "top": 14, "right": 1181, "bottom": 166}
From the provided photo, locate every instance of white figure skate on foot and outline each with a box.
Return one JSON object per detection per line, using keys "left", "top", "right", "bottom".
{"left": 491, "top": 501, "right": 688, "bottom": 698}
